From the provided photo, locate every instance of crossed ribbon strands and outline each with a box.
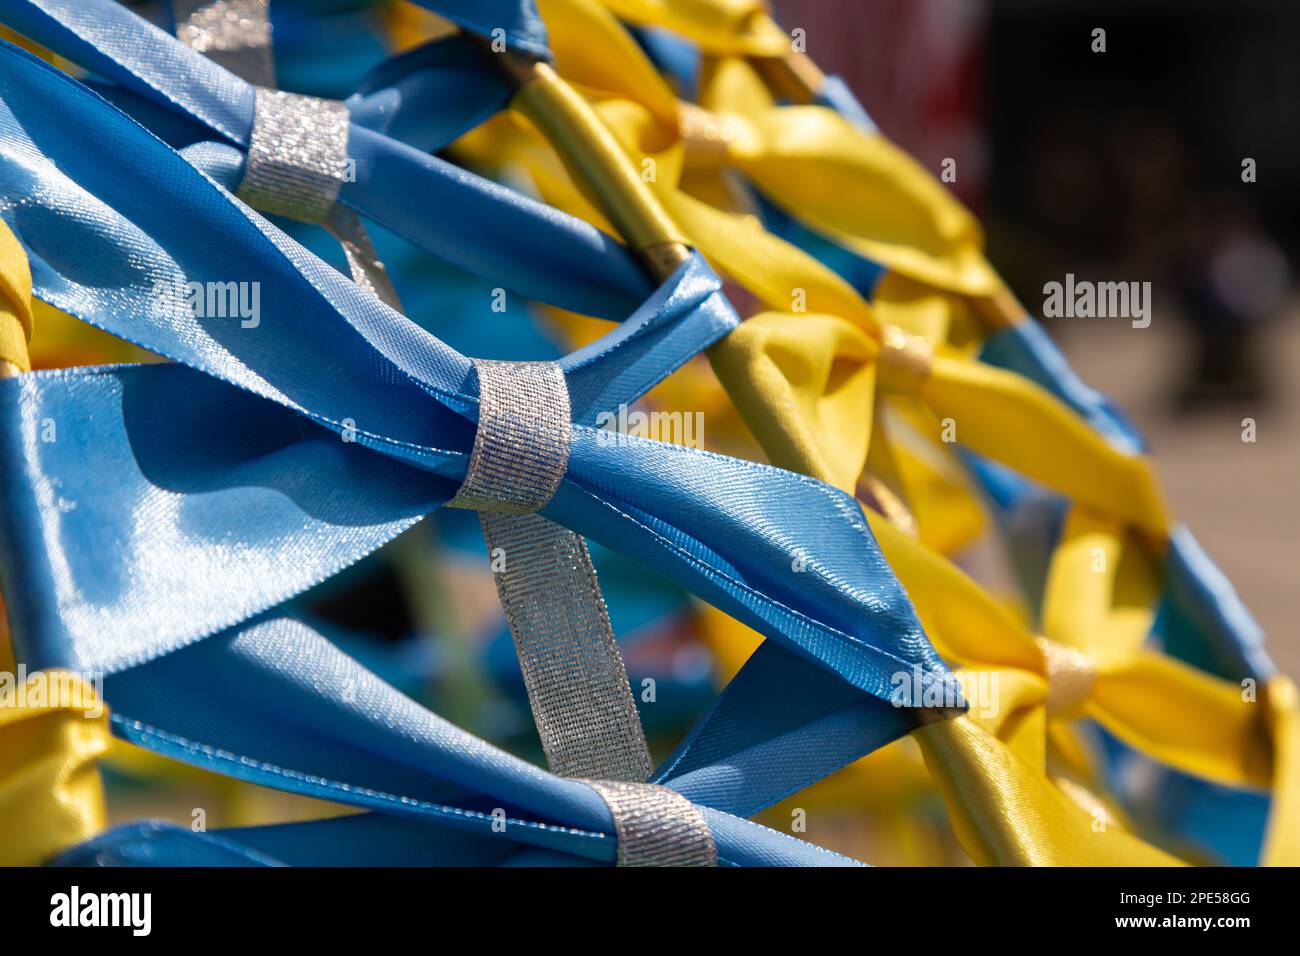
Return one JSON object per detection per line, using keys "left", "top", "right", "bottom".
{"left": 444, "top": 0, "right": 1299, "bottom": 865}
{"left": 0, "top": 0, "right": 1293, "bottom": 867}
{"left": 0, "top": 1, "right": 962, "bottom": 867}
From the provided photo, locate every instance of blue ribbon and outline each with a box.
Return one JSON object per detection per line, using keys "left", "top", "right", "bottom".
{"left": 404, "top": 0, "right": 550, "bottom": 60}
{"left": 0, "top": 38, "right": 954, "bottom": 860}
{"left": 708, "top": 58, "right": 1276, "bottom": 690}
{"left": 2, "top": 0, "right": 647, "bottom": 320}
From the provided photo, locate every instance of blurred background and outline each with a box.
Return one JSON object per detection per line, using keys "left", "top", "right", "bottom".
{"left": 777, "top": 0, "right": 1300, "bottom": 674}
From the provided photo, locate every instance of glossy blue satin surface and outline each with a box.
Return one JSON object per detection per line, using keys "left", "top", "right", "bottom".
{"left": 405, "top": 0, "right": 550, "bottom": 60}
{"left": 2, "top": 0, "right": 649, "bottom": 320}
{"left": 87, "top": 612, "right": 862, "bottom": 866}
{"left": 654, "top": 640, "right": 917, "bottom": 817}
{"left": 0, "top": 36, "right": 952, "bottom": 864}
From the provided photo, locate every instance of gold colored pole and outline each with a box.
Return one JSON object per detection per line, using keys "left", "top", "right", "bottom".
{"left": 749, "top": 50, "right": 826, "bottom": 105}
{"left": 482, "top": 44, "right": 692, "bottom": 283}
{"left": 970, "top": 283, "right": 1026, "bottom": 331}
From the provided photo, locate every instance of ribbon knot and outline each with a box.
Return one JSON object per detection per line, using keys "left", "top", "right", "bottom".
{"left": 1035, "top": 636, "right": 1096, "bottom": 718}
{"left": 235, "top": 87, "right": 350, "bottom": 224}
{"left": 232, "top": 77, "right": 402, "bottom": 309}
{"left": 447, "top": 359, "right": 571, "bottom": 514}
{"left": 678, "top": 104, "right": 739, "bottom": 168}
{"left": 877, "top": 325, "right": 934, "bottom": 394}
{"left": 583, "top": 779, "right": 717, "bottom": 866}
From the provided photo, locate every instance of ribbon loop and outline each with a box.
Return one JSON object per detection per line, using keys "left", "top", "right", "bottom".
{"left": 235, "top": 87, "right": 350, "bottom": 224}
{"left": 448, "top": 360, "right": 571, "bottom": 515}
{"left": 584, "top": 779, "right": 717, "bottom": 866}
{"left": 481, "top": 513, "right": 653, "bottom": 781}
{"left": 1035, "top": 636, "right": 1097, "bottom": 718}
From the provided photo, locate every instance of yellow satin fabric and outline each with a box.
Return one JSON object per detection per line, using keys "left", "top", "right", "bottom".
{"left": 0, "top": 666, "right": 110, "bottom": 865}
{"left": 28, "top": 299, "right": 148, "bottom": 370}
{"left": 1042, "top": 509, "right": 1270, "bottom": 787}
{"left": 0, "top": 217, "right": 32, "bottom": 372}
{"left": 0, "top": 221, "right": 112, "bottom": 865}
{"left": 459, "top": 2, "right": 997, "bottom": 560}
{"left": 599, "top": 0, "right": 790, "bottom": 57}
{"left": 0, "top": 592, "right": 108, "bottom": 867}
{"left": 693, "top": 78, "right": 999, "bottom": 298}
{"left": 708, "top": 311, "right": 878, "bottom": 493}
{"left": 914, "top": 712, "right": 1182, "bottom": 866}
{"left": 571, "top": 0, "right": 1008, "bottom": 332}
{"left": 498, "top": 0, "right": 1300, "bottom": 865}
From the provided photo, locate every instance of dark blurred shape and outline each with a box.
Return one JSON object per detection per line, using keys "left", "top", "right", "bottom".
{"left": 777, "top": 0, "right": 1299, "bottom": 409}
{"left": 1172, "top": 194, "right": 1290, "bottom": 408}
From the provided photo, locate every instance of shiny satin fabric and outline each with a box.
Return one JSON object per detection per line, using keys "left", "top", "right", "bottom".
{"left": 0, "top": 317, "right": 857, "bottom": 866}
{"left": 0, "top": 9, "right": 842, "bottom": 842}
{"left": 981, "top": 322, "right": 1275, "bottom": 684}
{"left": 1, "top": 222, "right": 110, "bottom": 865}
{"left": 404, "top": 0, "right": 551, "bottom": 59}
{"left": 2, "top": 0, "right": 652, "bottom": 322}
{"left": 88, "top": 611, "right": 858, "bottom": 866}
{"left": 529, "top": 0, "right": 1002, "bottom": 312}
{"left": 0, "top": 665, "right": 109, "bottom": 865}
{"left": 0, "top": 217, "right": 32, "bottom": 371}
{"left": 516, "top": 0, "right": 1295, "bottom": 864}
{"left": 976, "top": 325, "right": 1293, "bottom": 863}
{"left": 441, "top": 0, "right": 998, "bottom": 555}
{"left": 2, "top": 0, "right": 1289, "bottom": 868}
{"left": 0, "top": 38, "right": 963, "bottom": 862}
{"left": 379, "top": 9, "right": 992, "bottom": 816}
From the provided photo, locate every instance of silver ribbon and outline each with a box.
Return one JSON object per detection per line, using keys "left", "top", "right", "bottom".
{"left": 236, "top": 87, "right": 349, "bottom": 223}
{"left": 449, "top": 360, "right": 654, "bottom": 783}
{"left": 232, "top": 88, "right": 403, "bottom": 312}
{"left": 176, "top": 3, "right": 403, "bottom": 312}
{"left": 179, "top": 0, "right": 648, "bottom": 785}
{"left": 583, "top": 780, "right": 717, "bottom": 866}
{"left": 172, "top": 0, "right": 277, "bottom": 88}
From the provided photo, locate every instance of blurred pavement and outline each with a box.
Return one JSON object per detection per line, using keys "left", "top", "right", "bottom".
{"left": 1059, "top": 307, "right": 1300, "bottom": 674}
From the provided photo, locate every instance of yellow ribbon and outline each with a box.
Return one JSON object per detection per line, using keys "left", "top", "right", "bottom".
{"left": 450, "top": 0, "right": 1295, "bottom": 865}
{"left": 0, "top": 218, "right": 33, "bottom": 374}
{"left": 0, "top": 610, "right": 110, "bottom": 866}
{"left": 0, "top": 221, "right": 111, "bottom": 865}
